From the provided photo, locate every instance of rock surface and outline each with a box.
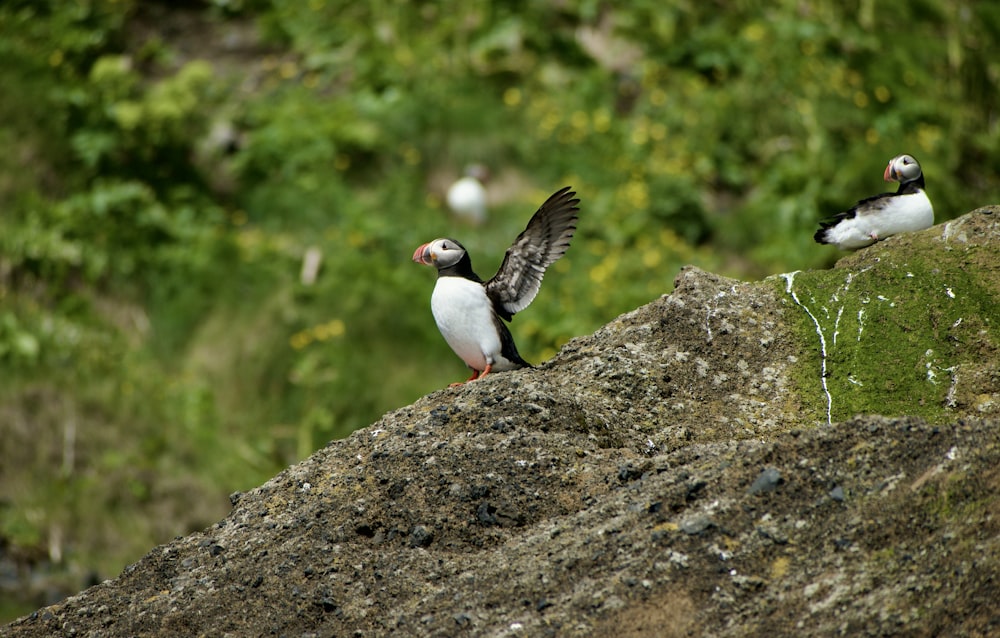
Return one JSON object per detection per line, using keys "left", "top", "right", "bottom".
{"left": 5, "top": 208, "right": 999, "bottom": 637}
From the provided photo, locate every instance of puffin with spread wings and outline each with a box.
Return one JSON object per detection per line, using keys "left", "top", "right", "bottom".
{"left": 413, "top": 186, "right": 579, "bottom": 385}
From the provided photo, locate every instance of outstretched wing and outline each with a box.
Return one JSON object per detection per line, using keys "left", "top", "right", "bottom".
{"left": 486, "top": 186, "right": 579, "bottom": 321}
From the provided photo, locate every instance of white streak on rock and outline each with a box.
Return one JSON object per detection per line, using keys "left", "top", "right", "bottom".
{"left": 782, "top": 271, "right": 832, "bottom": 425}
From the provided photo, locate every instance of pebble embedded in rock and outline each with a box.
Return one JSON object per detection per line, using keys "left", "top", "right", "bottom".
{"left": 680, "top": 515, "right": 715, "bottom": 535}
{"left": 748, "top": 468, "right": 783, "bottom": 495}
{"left": 757, "top": 526, "right": 789, "bottom": 545}
{"left": 685, "top": 479, "right": 708, "bottom": 501}
{"left": 408, "top": 525, "right": 434, "bottom": 548}
{"left": 477, "top": 502, "right": 499, "bottom": 525}
{"left": 617, "top": 463, "right": 645, "bottom": 482}
{"left": 429, "top": 406, "right": 450, "bottom": 426}
{"left": 318, "top": 597, "right": 337, "bottom": 613}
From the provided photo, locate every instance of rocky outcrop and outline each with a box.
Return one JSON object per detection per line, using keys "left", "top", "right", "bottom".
{"left": 5, "top": 208, "right": 999, "bottom": 637}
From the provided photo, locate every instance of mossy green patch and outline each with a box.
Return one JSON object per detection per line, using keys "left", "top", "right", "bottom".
{"left": 774, "top": 219, "right": 1000, "bottom": 425}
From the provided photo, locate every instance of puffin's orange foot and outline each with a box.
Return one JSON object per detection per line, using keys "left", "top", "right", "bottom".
{"left": 449, "top": 364, "right": 492, "bottom": 387}
{"left": 449, "top": 368, "right": 482, "bottom": 387}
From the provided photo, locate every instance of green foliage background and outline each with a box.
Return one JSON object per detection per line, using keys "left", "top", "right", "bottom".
{"left": 1, "top": 0, "right": 997, "bottom": 619}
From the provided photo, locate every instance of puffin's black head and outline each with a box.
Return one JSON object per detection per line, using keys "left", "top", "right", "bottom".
{"left": 412, "top": 238, "right": 472, "bottom": 274}
{"left": 884, "top": 154, "right": 923, "bottom": 184}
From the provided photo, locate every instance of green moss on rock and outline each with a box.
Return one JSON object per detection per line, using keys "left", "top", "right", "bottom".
{"left": 776, "top": 207, "right": 1000, "bottom": 425}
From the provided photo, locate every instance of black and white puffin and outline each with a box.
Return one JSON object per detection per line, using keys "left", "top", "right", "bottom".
{"left": 412, "top": 186, "right": 579, "bottom": 385}
{"left": 814, "top": 153, "right": 934, "bottom": 250}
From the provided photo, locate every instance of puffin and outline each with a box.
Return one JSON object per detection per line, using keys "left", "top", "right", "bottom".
{"left": 446, "top": 164, "right": 490, "bottom": 225}
{"left": 413, "top": 186, "right": 579, "bottom": 385}
{"left": 814, "top": 154, "right": 933, "bottom": 250}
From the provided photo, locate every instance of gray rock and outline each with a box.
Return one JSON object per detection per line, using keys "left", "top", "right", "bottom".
{"left": 5, "top": 208, "right": 1000, "bottom": 637}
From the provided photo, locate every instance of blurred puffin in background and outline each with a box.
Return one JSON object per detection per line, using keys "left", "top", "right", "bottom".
{"left": 446, "top": 164, "right": 490, "bottom": 225}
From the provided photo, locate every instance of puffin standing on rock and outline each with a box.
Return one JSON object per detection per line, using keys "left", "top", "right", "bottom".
{"left": 814, "top": 153, "right": 934, "bottom": 250}
{"left": 413, "top": 186, "right": 579, "bottom": 385}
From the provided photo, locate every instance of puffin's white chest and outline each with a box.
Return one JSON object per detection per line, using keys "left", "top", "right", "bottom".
{"left": 827, "top": 191, "right": 934, "bottom": 249}
{"left": 430, "top": 276, "right": 503, "bottom": 371}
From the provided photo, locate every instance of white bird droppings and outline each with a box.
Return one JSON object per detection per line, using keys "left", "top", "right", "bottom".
{"left": 781, "top": 271, "right": 832, "bottom": 425}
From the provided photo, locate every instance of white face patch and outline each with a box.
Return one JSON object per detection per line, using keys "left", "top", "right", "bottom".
{"left": 428, "top": 239, "right": 465, "bottom": 268}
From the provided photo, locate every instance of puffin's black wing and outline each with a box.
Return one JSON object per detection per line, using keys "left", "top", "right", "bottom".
{"left": 816, "top": 171, "right": 925, "bottom": 233}
{"left": 485, "top": 186, "right": 579, "bottom": 322}
{"left": 815, "top": 192, "right": 894, "bottom": 233}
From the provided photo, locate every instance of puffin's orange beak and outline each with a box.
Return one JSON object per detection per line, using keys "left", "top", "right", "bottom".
{"left": 883, "top": 162, "right": 895, "bottom": 182}
{"left": 412, "top": 243, "right": 433, "bottom": 265}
